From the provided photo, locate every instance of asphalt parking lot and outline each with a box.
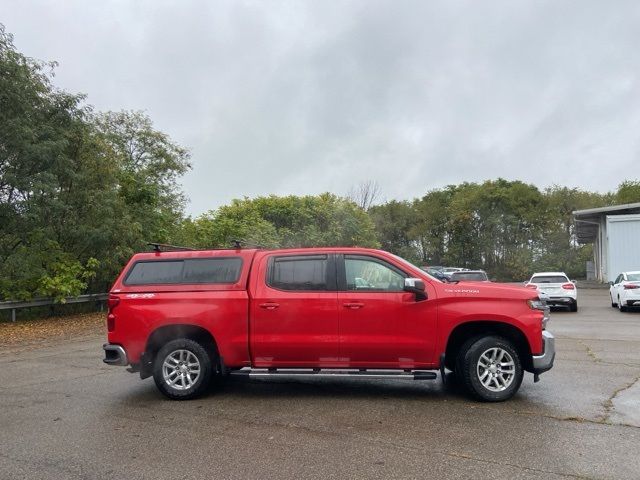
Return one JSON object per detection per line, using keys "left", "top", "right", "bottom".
{"left": 1, "top": 289, "right": 639, "bottom": 480}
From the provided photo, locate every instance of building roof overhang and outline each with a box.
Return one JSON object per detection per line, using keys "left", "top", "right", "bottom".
{"left": 573, "top": 202, "right": 640, "bottom": 244}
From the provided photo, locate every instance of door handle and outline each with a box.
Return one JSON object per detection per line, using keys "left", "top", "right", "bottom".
{"left": 343, "top": 302, "right": 364, "bottom": 309}
{"left": 259, "top": 302, "right": 280, "bottom": 310}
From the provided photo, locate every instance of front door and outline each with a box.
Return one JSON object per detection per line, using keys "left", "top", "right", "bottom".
{"left": 250, "top": 253, "right": 339, "bottom": 368}
{"left": 337, "top": 254, "right": 437, "bottom": 368}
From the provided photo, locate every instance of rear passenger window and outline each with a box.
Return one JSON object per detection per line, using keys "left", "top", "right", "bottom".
{"left": 125, "top": 258, "right": 242, "bottom": 285}
{"left": 182, "top": 258, "right": 242, "bottom": 283}
{"left": 268, "top": 255, "right": 328, "bottom": 291}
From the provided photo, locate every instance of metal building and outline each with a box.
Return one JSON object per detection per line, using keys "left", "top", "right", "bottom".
{"left": 573, "top": 202, "right": 640, "bottom": 282}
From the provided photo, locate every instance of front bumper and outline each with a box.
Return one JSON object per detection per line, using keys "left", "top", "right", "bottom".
{"left": 103, "top": 344, "right": 128, "bottom": 366}
{"left": 532, "top": 331, "right": 555, "bottom": 374}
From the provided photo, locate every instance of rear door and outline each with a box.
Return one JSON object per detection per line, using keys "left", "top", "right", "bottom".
{"left": 250, "top": 253, "right": 340, "bottom": 368}
{"left": 337, "top": 254, "right": 437, "bottom": 368}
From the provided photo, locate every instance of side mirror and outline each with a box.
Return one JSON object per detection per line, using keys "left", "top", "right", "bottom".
{"left": 608, "top": 281, "right": 614, "bottom": 286}
{"left": 404, "top": 278, "right": 427, "bottom": 301}
{"left": 571, "top": 280, "right": 577, "bottom": 285}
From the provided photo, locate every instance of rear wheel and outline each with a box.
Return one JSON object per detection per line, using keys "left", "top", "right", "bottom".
{"left": 456, "top": 336, "right": 523, "bottom": 402}
{"left": 570, "top": 301, "right": 578, "bottom": 312}
{"left": 618, "top": 296, "right": 627, "bottom": 312}
{"left": 153, "top": 338, "right": 213, "bottom": 400}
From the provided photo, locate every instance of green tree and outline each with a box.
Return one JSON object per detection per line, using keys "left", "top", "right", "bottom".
{"left": 95, "top": 110, "right": 191, "bottom": 245}
{"left": 615, "top": 180, "right": 640, "bottom": 204}
{"left": 0, "top": 25, "right": 100, "bottom": 299}
{"left": 178, "top": 194, "right": 379, "bottom": 249}
{"left": 369, "top": 200, "right": 420, "bottom": 262}
{"left": 533, "top": 186, "right": 609, "bottom": 279}
{"left": 0, "top": 25, "right": 191, "bottom": 299}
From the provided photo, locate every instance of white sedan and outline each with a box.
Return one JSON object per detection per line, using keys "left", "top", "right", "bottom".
{"left": 609, "top": 271, "right": 640, "bottom": 312}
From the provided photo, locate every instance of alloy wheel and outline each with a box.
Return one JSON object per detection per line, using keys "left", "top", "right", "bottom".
{"left": 476, "top": 347, "right": 516, "bottom": 392}
{"left": 162, "top": 349, "right": 201, "bottom": 391}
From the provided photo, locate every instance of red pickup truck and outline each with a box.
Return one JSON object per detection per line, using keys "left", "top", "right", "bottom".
{"left": 103, "top": 247, "right": 554, "bottom": 402}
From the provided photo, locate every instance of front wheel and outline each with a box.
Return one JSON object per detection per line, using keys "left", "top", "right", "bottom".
{"left": 457, "top": 336, "right": 523, "bottom": 402}
{"left": 153, "top": 338, "right": 213, "bottom": 400}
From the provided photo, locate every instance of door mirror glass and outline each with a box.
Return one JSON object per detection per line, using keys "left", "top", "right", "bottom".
{"left": 404, "top": 278, "right": 427, "bottom": 301}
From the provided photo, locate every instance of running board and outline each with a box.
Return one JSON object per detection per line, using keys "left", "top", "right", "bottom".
{"left": 231, "top": 368, "right": 438, "bottom": 381}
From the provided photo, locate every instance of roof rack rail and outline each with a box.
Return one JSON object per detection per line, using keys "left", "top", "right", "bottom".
{"left": 147, "top": 243, "right": 195, "bottom": 252}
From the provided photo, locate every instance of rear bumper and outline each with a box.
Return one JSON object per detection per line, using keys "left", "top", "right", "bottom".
{"left": 546, "top": 297, "right": 576, "bottom": 306}
{"left": 103, "top": 344, "right": 128, "bottom": 366}
{"left": 531, "top": 331, "right": 555, "bottom": 374}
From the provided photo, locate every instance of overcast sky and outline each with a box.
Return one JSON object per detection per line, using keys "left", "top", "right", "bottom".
{"left": 2, "top": 1, "right": 639, "bottom": 215}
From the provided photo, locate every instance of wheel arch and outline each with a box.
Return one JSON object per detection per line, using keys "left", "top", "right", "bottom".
{"left": 444, "top": 321, "right": 533, "bottom": 372}
{"left": 142, "top": 324, "right": 220, "bottom": 378}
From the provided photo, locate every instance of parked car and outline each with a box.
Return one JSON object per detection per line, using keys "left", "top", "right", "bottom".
{"left": 609, "top": 271, "right": 640, "bottom": 311}
{"left": 421, "top": 266, "right": 448, "bottom": 281}
{"left": 525, "top": 272, "right": 577, "bottom": 312}
{"left": 450, "top": 270, "right": 489, "bottom": 282}
{"left": 441, "top": 267, "right": 464, "bottom": 279}
{"left": 104, "top": 246, "right": 554, "bottom": 402}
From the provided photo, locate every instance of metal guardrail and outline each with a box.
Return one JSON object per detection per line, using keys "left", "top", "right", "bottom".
{"left": 0, "top": 293, "right": 109, "bottom": 322}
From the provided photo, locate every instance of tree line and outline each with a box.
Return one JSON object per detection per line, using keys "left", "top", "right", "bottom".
{"left": 1, "top": 26, "right": 189, "bottom": 300}
{"left": 174, "top": 179, "right": 638, "bottom": 283}
{"left": 2, "top": 24, "right": 639, "bottom": 301}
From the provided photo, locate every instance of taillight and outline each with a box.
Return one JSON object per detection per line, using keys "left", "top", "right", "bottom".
{"left": 624, "top": 284, "right": 640, "bottom": 290}
{"left": 107, "top": 295, "right": 120, "bottom": 332}
{"left": 562, "top": 283, "right": 575, "bottom": 290}
{"left": 108, "top": 295, "right": 120, "bottom": 309}
{"left": 525, "top": 283, "right": 538, "bottom": 289}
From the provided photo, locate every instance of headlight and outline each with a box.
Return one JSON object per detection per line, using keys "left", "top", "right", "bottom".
{"left": 528, "top": 298, "right": 550, "bottom": 329}
{"left": 528, "top": 299, "right": 546, "bottom": 310}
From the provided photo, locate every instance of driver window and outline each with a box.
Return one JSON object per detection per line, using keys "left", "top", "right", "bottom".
{"left": 345, "top": 257, "right": 405, "bottom": 292}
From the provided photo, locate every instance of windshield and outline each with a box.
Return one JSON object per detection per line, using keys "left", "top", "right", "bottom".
{"left": 390, "top": 253, "right": 443, "bottom": 283}
{"left": 531, "top": 275, "right": 569, "bottom": 284}
{"left": 627, "top": 273, "right": 640, "bottom": 281}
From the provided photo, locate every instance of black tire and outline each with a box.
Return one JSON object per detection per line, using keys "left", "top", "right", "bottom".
{"left": 456, "top": 335, "right": 523, "bottom": 402}
{"left": 570, "top": 301, "right": 578, "bottom": 313}
{"left": 153, "top": 338, "right": 213, "bottom": 400}
{"left": 611, "top": 295, "right": 617, "bottom": 308}
{"left": 618, "top": 297, "right": 627, "bottom": 312}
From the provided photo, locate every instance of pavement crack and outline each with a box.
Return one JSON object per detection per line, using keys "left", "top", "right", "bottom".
{"left": 557, "top": 336, "right": 640, "bottom": 344}
{"left": 577, "top": 340, "right": 602, "bottom": 363}
{"left": 361, "top": 436, "right": 593, "bottom": 479}
{"left": 466, "top": 403, "right": 640, "bottom": 430}
{"left": 435, "top": 450, "right": 593, "bottom": 479}
{"left": 561, "top": 359, "right": 640, "bottom": 368}
{"left": 599, "top": 374, "right": 640, "bottom": 423}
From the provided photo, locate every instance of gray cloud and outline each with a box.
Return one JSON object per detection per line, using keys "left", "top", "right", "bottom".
{"left": 2, "top": 0, "right": 640, "bottom": 214}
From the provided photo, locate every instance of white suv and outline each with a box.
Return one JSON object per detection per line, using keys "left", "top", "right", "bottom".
{"left": 525, "top": 272, "right": 578, "bottom": 312}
